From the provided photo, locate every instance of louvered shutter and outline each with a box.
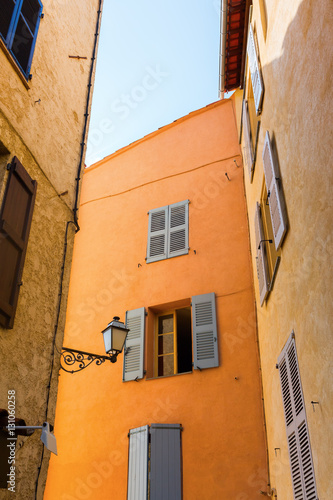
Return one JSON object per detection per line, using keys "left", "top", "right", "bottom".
{"left": 127, "top": 425, "right": 149, "bottom": 500}
{"left": 278, "top": 334, "right": 318, "bottom": 500}
{"left": 123, "top": 307, "right": 145, "bottom": 381}
{"left": 0, "top": 157, "right": 37, "bottom": 328}
{"left": 192, "top": 293, "right": 219, "bottom": 370}
{"left": 146, "top": 206, "right": 168, "bottom": 263}
{"left": 254, "top": 203, "right": 269, "bottom": 306}
{"left": 168, "top": 200, "right": 189, "bottom": 258}
{"left": 150, "top": 424, "right": 182, "bottom": 500}
{"left": 247, "top": 24, "right": 264, "bottom": 114}
{"left": 242, "top": 100, "right": 254, "bottom": 181}
{"left": 262, "top": 131, "right": 288, "bottom": 250}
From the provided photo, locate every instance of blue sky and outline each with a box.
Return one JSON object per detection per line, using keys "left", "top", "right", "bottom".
{"left": 86, "top": 0, "right": 221, "bottom": 166}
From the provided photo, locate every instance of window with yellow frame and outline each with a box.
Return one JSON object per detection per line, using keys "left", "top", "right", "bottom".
{"left": 260, "top": 181, "right": 281, "bottom": 287}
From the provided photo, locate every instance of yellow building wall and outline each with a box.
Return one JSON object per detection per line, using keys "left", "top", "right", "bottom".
{"left": 45, "top": 100, "right": 268, "bottom": 500}
{"left": 234, "top": 0, "right": 333, "bottom": 498}
{"left": 0, "top": 1, "right": 101, "bottom": 498}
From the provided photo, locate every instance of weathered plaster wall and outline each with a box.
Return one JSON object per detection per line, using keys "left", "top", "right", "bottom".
{"left": 0, "top": 1, "right": 101, "bottom": 498}
{"left": 235, "top": 0, "right": 333, "bottom": 497}
{"left": 45, "top": 100, "right": 268, "bottom": 500}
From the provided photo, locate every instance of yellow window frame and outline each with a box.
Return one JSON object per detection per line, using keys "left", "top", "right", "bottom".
{"left": 154, "top": 310, "right": 178, "bottom": 377}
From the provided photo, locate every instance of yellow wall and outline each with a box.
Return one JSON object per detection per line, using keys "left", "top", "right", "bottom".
{"left": 45, "top": 100, "right": 268, "bottom": 499}
{"left": 0, "top": 1, "right": 101, "bottom": 498}
{"left": 235, "top": 0, "right": 333, "bottom": 497}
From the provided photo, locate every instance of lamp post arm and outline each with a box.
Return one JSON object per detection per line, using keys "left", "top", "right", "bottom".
{"left": 60, "top": 346, "right": 119, "bottom": 373}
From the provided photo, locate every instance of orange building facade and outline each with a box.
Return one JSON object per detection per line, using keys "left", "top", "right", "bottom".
{"left": 45, "top": 100, "right": 268, "bottom": 499}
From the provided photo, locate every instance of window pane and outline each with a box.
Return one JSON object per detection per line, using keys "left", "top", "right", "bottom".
{"left": 0, "top": 0, "right": 16, "bottom": 40}
{"left": 158, "top": 355, "right": 174, "bottom": 377}
{"left": 158, "top": 333, "right": 173, "bottom": 355}
{"left": 21, "top": 0, "right": 40, "bottom": 33}
{"left": 11, "top": 14, "right": 33, "bottom": 72}
{"left": 158, "top": 314, "right": 173, "bottom": 334}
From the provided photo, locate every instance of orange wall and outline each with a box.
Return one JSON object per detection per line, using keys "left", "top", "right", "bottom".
{"left": 45, "top": 100, "right": 267, "bottom": 500}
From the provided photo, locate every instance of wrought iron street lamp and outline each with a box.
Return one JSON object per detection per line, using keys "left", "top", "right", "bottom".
{"left": 60, "top": 317, "right": 129, "bottom": 373}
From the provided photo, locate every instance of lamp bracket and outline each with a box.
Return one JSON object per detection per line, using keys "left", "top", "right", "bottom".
{"left": 60, "top": 347, "right": 118, "bottom": 373}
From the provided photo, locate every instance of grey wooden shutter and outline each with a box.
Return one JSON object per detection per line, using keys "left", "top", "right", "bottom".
{"left": 247, "top": 23, "right": 264, "bottom": 114}
{"left": 150, "top": 424, "right": 182, "bottom": 500}
{"left": 254, "top": 203, "right": 269, "bottom": 306}
{"left": 192, "top": 293, "right": 219, "bottom": 370}
{"left": 123, "top": 307, "right": 145, "bottom": 381}
{"left": 278, "top": 334, "right": 318, "bottom": 500}
{"left": 127, "top": 425, "right": 149, "bottom": 500}
{"left": 0, "top": 157, "right": 37, "bottom": 328}
{"left": 146, "top": 206, "right": 168, "bottom": 263}
{"left": 242, "top": 100, "right": 254, "bottom": 181}
{"left": 168, "top": 200, "right": 189, "bottom": 258}
{"left": 262, "top": 131, "right": 288, "bottom": 250}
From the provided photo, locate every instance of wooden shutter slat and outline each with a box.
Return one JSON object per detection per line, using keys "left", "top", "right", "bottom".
{"left": 168, "top": 200, "right": 189, "bottom": 258}
{"left": 127, "top": 425, "right": 149, "bottom": 500}
{"left": 192, "top": 293, "right": 219, "bottom": 370}
{"left": 242, "top": 100, "right": 254, "bottom": 181}
{"left": 278, "top": 334, "right": 318, "bottom": 500}
{"left": 262, "top": 131, "right": 288, "bottom": 250}
{"left": 146, "top": 206, "right": 168, "bottom": 263}
{"left": 247, "top": 24, "right": 264, "bottom": 114}
{"left": 123, "top": 307, "right": 145, "bottom": 381}
{"left": 0, "top": 157, "right": 37, "bottom": 329}
{"left": 254, "top": 203, "right": 269, "bottom": 306}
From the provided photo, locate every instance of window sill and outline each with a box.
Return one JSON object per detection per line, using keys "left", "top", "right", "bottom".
{"left": 146, "top": 370, "right": 193, "bottom": 381}
{"left": 0, "top": 38, "right": 30, "bottom": 90}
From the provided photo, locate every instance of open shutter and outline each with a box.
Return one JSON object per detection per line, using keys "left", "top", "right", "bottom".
{"left": 242, "top": 100, "right": 254, "bottom": 181}
{"left": 168, "top": 200, "right": 189, "bottom": 258}
{"left": 278, "top": 334, "right": 318, "bottom": 500}
{"left": 127, "top": 425, "right": 149, "bottom": 500}
{"left": 0, "top": 157, "right": 37, "bottom": 328}
{"left": 247, "top": 23, "right": 264, "bottom": 114}
{"left": 150, "top": 424, "right": 182, "bottom": 500}
{"left": 263, "top": 131, "right": 288, "bottom": 250}
{"left": 192, "top": 293, "right": 219, "bottom": 370}
{"left": 123, "top": 307, "right": 145, "bottom": 381}
{"left": 254, "top": 203, "right": 269, "bottom": 306}
{"left": 146, "top": 206, "right": 168, "bottom": 263}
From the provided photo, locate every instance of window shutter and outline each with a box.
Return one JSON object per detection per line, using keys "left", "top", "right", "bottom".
{"left": 127, "top": 425, "right": 149, "bottom": 500}
{"left": 123, "top": 307, "right": 145, "bottom": 381}
{"left": 192, "top": 293, "right": 219, "bottom": 370}
{"left": 168, "top": 200, "right": 189, "bottom": 258}
{"left": 262, "top": 131, "right": 288, "bottom": 250}
{"left": 150, "top": 424, "right": 182, "bottom": 500}
{"left": 0, "top": 157, "right": 37, "bottom": 328}
{"left": 146, "top": 206, "right": 168, "bottom": 263}
{"left": 242, "top": 100, "right": 254, "bottom": 181}
{"left": 254, "top": 203, "right": 269, "bottom": 306}
{"left": 278, "top": 334, "right": 318, "bottom": 500}
{"left": 247, "top": 23, "right": 264, "bottom": 114}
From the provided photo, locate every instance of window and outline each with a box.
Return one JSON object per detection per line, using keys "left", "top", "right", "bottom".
{"left": 123, "top": 293, "right": 219, "bottom": 382}
{"left": 0, "top": 156, "right": 37, "bottom": 328}
{"left": 247, "top": 23, "right": 264, "bottom": 115}
{"left": 0, "top": 0, "right": 43, "bottom": 78}
{"left": 127, "top": 423, "right": 182, "bottom": 500}
{"left": 146, "top": 200, "right": 189, "bottom": 263}
{"left": 277, "top": 333, "right": 318, "bottom": 499}
{"left": 254, "top": 132, "right": 287, "bottom": 306}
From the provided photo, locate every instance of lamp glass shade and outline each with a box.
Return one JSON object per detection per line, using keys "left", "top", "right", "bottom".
{"left": 102, "top": 318, "right": 129, "bottom": 354}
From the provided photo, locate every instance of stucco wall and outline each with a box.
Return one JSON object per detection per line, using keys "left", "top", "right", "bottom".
{"left": 235, "top": 0, "right": 333, "bottom": 497}
{"left": 45, "top": 100, "right": 268, "bottom": 500}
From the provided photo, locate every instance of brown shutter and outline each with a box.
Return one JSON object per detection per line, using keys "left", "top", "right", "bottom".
{"left": 0, "top": 157, "right": 37, "bottom": 328}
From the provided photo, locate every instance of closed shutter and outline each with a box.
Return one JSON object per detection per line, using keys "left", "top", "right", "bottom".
{"left": 123, "top": 307, "right": 145, "bottom": 381}
{"left": 127, "top": 425, "right": 149, "bottom": 500}
{"left": 168, "top": 200, "right": 189, "bottom": 258}
{"left": 242, "top": 100, "right": 254, "bottom": 181}
{"left": 247, "top": 23, "right": 264, "bottom": 114}
{"left": 278, "top": 334, "right": 318, "bottom": 500}
{"left": 192, "top": 293, "right": 219, "bottom": 370}
{"left": 0, "top": 157, "right": 37, "bottom": 328}
{"left": 146, "top": 206, "right": 168, "bottom": 263}
{"left": 150, "top": 424, "right": 182, "bottom": 500}
{"left": 254, "top": 203, "right": 269, "bottom": 306}
{"left": 262, "top": 131, "right": 288, "bottom": 250}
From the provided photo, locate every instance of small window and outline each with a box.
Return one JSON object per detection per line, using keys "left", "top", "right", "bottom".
{"left": 0, "top": 0, "right": 43, "bottom": 78}
{"left": 146, "top": 200, "right": 189, "bottom": 263}
{"left": 247, "top": 23, "right": 264, "bottom": 115}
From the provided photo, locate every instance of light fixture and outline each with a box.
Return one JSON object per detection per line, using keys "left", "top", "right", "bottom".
{"left": 61, "top": 316, "right": 129, "bottom": 373}
{"left": 2, "top": 422, "right": 58, "bottom": 455}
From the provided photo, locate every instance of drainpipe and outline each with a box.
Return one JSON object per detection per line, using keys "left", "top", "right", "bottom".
{"left": 219, "top": 0, "right": 228, "bottom": 98}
